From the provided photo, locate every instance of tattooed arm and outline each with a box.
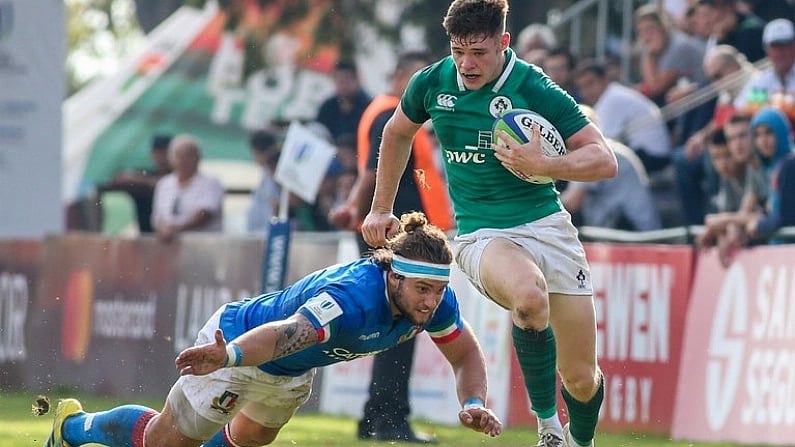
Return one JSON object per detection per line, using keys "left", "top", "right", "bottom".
{"left": 175, "top": 313, "right": 319, "bottom": 376}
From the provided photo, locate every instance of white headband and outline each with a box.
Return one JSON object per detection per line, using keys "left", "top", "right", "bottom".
{"left": 391, "top": 254, "right": 450, "bottom": 281}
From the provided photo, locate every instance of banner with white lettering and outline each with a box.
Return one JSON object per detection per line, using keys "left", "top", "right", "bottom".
{"left": 507, "top": 244, "right": 694, "bottom": 432}
{"left": 0, "top": 240, "right": 41, "bottom": 390}
{"left": 672, "top": 246, "right": 795, "bottom": 445}
{"left": 24, "top": 234, "right": 263, "bottom": 395}
{"left": 261, "top": 220, "right": 291, "bottom": 293}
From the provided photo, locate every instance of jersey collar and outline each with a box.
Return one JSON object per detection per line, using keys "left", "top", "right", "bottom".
{"left": 455, "top": 48, "right": 517, "bottom": 93}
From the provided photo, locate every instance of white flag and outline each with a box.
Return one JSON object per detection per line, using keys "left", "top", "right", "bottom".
{"left": 274, "top": 121, "right": 336, "bottom": 204}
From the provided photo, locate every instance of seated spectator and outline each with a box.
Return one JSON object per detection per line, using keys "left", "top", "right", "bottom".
{"left": 745, "top": 145, "right": 795, "bottom": 243}
{"left": 752, "top": 107, "right": 795, "bottom": 175}
{"left": 542, "top": 47, "right": 582, "bottom": 101}
{"left": 98, "top": 133, "right": 173, "bottom": 233}
{"left": 706, "top": 107, "right": 795, "bottom": 257}
{"left": 696, "top": 127, "right": 745, "bottom": 247}
{"left": 560, "top": 105, "right": 662, "bottom": 231}
{"left": 724, "top": 113, "right": 769, "bottom": 205}
{"left": 575, "top": 59, "right": 673, "bottom": 173}
{"left": 699, "top": 113, "right": 768, "bottom": 264}
{"left": 516, "top": 22, "right": 557, "bottom": 65}
{"left": 246, "top": 128, "right": 281, "bottom": 233}
{"left": 661, "top": 0, "right": 696, "bottom": 33}
{"left": 151, "top": 135, "right": 225, "bottom": 243}
{"left": 743, "top": 106, "right": 795, "bottom": 245}
{"left": 706, "top": 127, "right": 745, "bottom": 213}
{"left": 695, "top": 0, "right": 766, "bottom": 63}
{"left": 674, "top": 44, "right": 758, "bottom": 225}
{"left": 634, "top": 4, "right": 707, "bottom": 107}
{"left": 687, "top": 1, "right": 714, "bottom": 43}
{"left": 734, "top": 18, "right": 795, "bottom": 119}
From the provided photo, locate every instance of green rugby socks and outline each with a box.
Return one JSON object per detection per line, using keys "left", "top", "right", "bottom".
{"left": 511, "top": 325, "right": 558, "bottom": 419}
{"left": 562, "top": 373, "right": 605, "bottom": 445}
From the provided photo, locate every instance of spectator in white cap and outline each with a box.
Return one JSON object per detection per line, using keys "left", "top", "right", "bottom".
{"left": 734, "top": 18, "right": 795, "bottom": 116}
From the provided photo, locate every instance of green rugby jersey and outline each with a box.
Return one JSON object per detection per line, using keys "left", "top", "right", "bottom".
{"left": 401, "top": 48, "right": 588, "bottom": 235}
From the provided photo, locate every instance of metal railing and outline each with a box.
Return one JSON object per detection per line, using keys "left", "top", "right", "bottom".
{"left": 578, "top": 225, "right": 795, "bottom": 244}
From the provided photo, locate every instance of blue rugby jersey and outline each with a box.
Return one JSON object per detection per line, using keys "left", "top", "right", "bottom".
{"left": 217, "top": 258, "right": 463, "bottom": 376}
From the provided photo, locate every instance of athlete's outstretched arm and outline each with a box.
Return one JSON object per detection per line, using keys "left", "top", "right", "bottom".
{"left": 361, "top": 104, "right": 422, "bottom": 247}
{"left": 175, "top": 313, "right": 318, "bottom": 376}
{"left": 435, "top": 320, "right": 503, "bottom": 437}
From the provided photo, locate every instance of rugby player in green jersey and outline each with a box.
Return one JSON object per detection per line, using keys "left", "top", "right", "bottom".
{"left": 361, "top": 1, "right": 617, "bottom": 446}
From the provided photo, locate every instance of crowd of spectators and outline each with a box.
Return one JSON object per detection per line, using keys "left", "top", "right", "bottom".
{"left": 518, "top": 0, "right": 795, "bottom": 254}
{"left": 90, "top": 0, "right": 794, "bottom": 258}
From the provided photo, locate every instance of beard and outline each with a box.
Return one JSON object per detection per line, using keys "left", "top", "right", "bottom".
{"left": 392, "top": 280, "right": 435, "bottom": 326}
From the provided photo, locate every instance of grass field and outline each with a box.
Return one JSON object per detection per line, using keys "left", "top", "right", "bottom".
{"left": 0, "top": 392, "right": 765, "bottom": 447}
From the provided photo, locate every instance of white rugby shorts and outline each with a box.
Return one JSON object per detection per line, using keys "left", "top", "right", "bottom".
{"left": 454, "top": 211, "right": 593, "bottom": 297}
{"left": 167, "top": 304, "right": 315, "bottom": 440}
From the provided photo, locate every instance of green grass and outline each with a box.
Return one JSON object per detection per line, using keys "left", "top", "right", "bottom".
{"left": 0, "top": 392, "right": 764, "bottom": 447}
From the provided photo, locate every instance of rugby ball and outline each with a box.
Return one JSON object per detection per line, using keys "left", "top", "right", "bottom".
{"left": 492, "top": 109, "right": 567, "bottom": 184}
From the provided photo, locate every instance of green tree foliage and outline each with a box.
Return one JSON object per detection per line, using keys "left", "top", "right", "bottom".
{"left": 66, "top": 0, "right": 144, "bottom": 95}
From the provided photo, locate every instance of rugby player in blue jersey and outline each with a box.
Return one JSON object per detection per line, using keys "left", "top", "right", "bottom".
{"left": 43, "top": 211, "right": 502, "bottom": 447}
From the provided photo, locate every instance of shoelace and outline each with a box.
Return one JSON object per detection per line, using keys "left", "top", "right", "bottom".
{"left": 536, "top": 432, "right": 564, "bottom": 447}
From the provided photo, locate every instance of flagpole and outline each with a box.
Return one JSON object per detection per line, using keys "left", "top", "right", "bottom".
{"left": 278, "top": 187, "right": 289, "bottom": 222}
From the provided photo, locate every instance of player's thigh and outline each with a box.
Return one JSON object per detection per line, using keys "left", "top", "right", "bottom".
{"left": 144, "top": 400, "right": 203, "bottom": 447}
{"left": 159, "top": 374, "right": 233, "bottom": 442}
{"left": 479, "top": 237, "right": 546, "bottom": 310}
{"left": 229, "top": 410, "right": 282, "bottom": 446}
{"left": 548, "top": 293, "right": 598, "bottom": 379}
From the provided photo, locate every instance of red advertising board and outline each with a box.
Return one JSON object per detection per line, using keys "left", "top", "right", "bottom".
{"left": 508, "top": 244, "right": 694, "bottom": 434}
{"left": 672, "top": 246, "right": 795, "bottom": 445}
{"left": 25, "top": 233, "right": 264, "bottom": 396}
{"left": 0, "top": 240, "right": 42, "bottom": 388}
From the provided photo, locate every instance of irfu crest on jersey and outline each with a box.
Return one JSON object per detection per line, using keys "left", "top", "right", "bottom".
{"left": 489, "top": 96, "right": 513, "bottom": 117}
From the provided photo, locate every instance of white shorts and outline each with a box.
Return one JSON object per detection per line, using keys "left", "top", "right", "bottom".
{"left": 167, "top": 305, "right": 315, "bottom": 440}
{"left": 454, "top": 211, "right": 592, "bottom": 297}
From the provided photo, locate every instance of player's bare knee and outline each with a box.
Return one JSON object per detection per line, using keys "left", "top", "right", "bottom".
{"left": 560, "top": 367, "right": 600, "bottom": 401}
{"left": 510, "top": 279, "right": 549, "bottom": 329}
{"left": 231, "top": 424, "right": 281, "bottom": 446}
{"left": 143, "top": 413, "right": 202, "bottom": 447}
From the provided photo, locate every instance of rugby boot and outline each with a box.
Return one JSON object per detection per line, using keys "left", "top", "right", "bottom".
{"left": 43, "top": 398, "right": 83, "bottom": 447}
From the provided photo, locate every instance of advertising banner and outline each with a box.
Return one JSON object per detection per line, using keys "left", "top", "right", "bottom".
{"left": 27, "top": 234, "right": 181, "bottom": 395}
{"left": 24, "top": 234, "right": 263, "bottom": 396}
{"left": 672, "top": 246, "right": 795, "bottom": 445}
{"left": 507, "top": 244, "right": 694, "bottom": 432}
{"left": 261, "top": 220, "right": 291, "bottom": 294}
{"left": 170, "top": 234, "right": 264, "bottom": 353}
{"left": 0, "top": 240, "right": 41, "bottom": 388}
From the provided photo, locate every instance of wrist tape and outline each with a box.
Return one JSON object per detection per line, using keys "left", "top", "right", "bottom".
{"left": 462, "top": 398, "right": 485, "bottom": 410}
{"left": 224, "top": 343, "right": 243, "bottom": 367}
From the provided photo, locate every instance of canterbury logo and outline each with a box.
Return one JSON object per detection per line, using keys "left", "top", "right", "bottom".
{"left": 436, "top": 94, "right": 457, "bottom": 109}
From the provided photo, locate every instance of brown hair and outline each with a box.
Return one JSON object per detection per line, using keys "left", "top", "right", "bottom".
{"left": 370, "top": 211, "right": 452, "bottom": 269}
{"left": 442, "top": 0, "right": 509, "bottom": 44}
